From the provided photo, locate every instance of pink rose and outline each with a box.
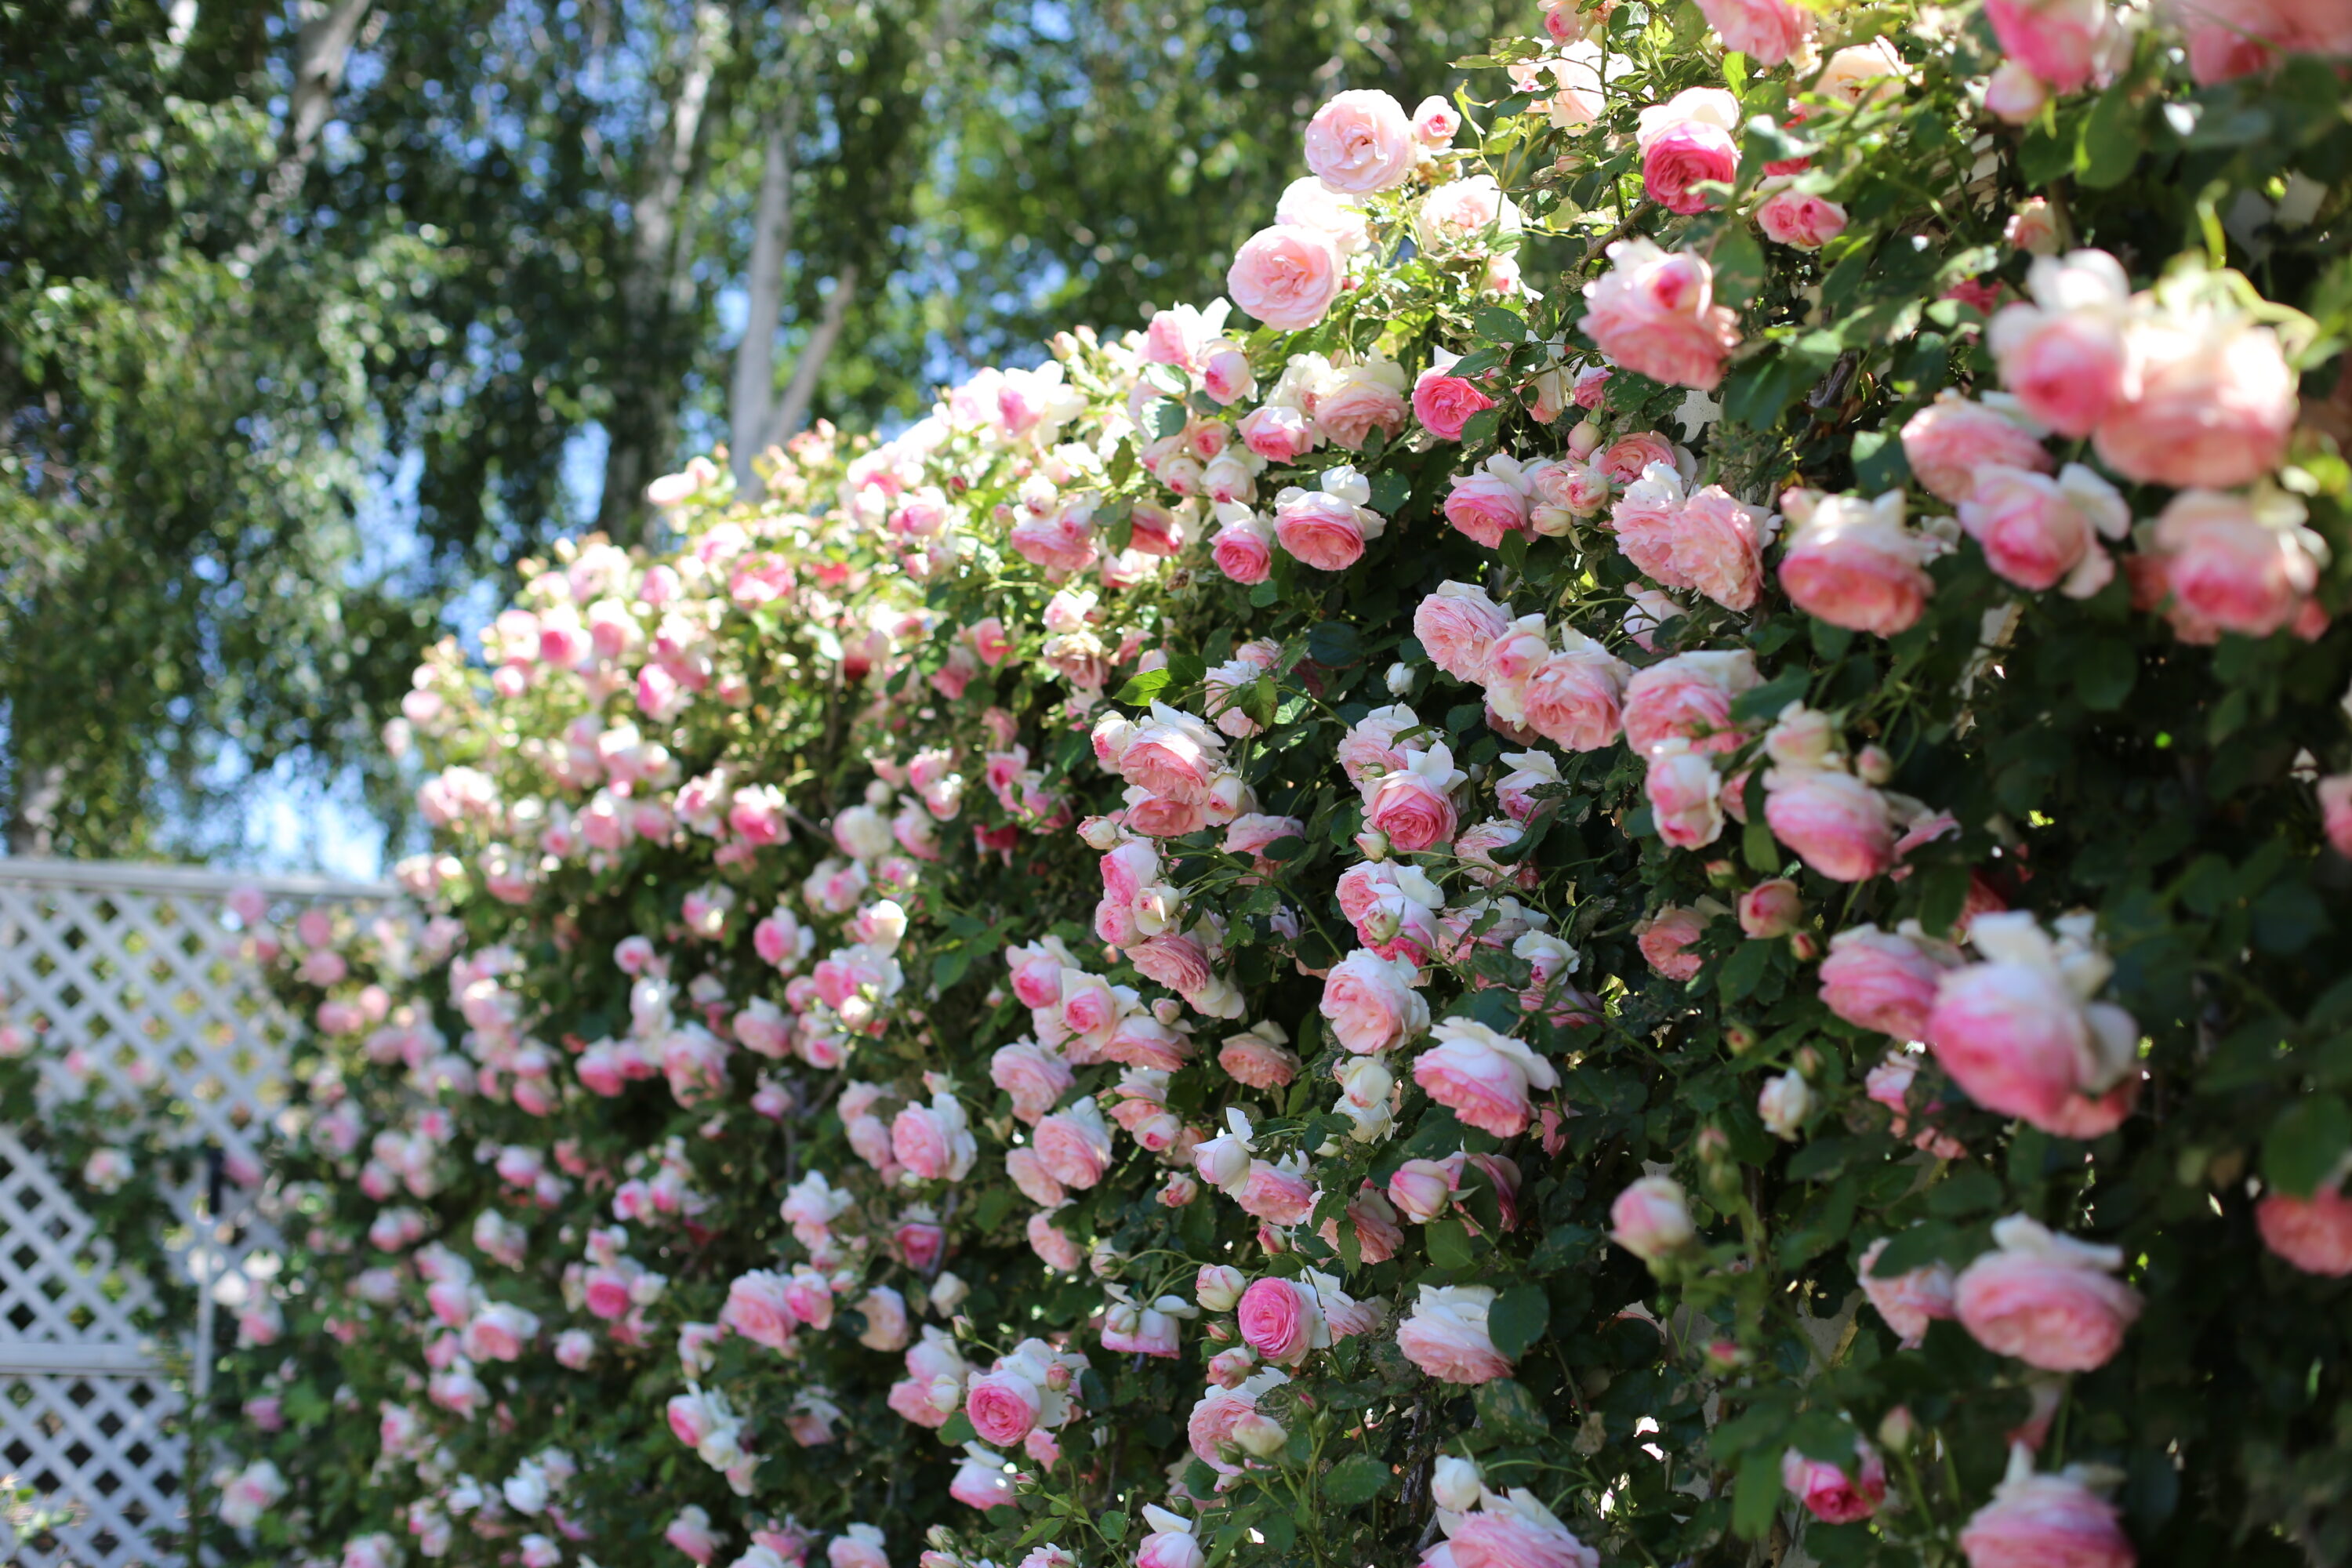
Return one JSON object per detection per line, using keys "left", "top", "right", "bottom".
{"left": 1781, "top": 1439, "right": 1887, "bottom": 1523}
{"left": 1519, "top": 641, "right": 1629, "bottom": 753}
{"left": 991, "top": 1042, "right": 1074, "bottom": 1124}
{"left": 1311, "top": 368, "right": 1409, "bottom": 451}
{"left": 1984, "top": 0, "right": 2112, "bottom": 89}
{"left": 1010, "top": 510, "right": 1098, "bottom": 574}
{"left": 1410, "top": 1018, "right": 1558, "bottom": 1138}
{"left": 1958, "top": 1470, "right": 2134, "bottom": 1568}
{"left": 1598, "top": 431, "right": 1679, "bottom": 486}
{"left": 2144, "top": 488, "right": 2319, "bottom": 640}
{"left": 1236, "top": 1276, "right": 1323, "bottom": 1364}
{"left": 1672, "top": 485, "right": 1768, "bottom": 611}
{"left": 1987, "top": 252, "right": 2132, "bottom": 437}
{"left": 1623, "top": 651, "right": 1759, "bottom": 757}
{"left": 1738, "top": 878, "right": 1803, "bottom": 938}
{"left": 1396, "top": 1285, "right": 1512, "bottom": 1384}
{"left": 1034, "top": 1102, "right": 1114, "bottom": 1189}
{"left": 1367, "top": 770, "right": 1459, "bottom": 853}
{"left": 1132, "top": 933, "right": 1215, "bottom": 996}
{"left": 1646, "top": 746, "right": 1725, "bottom": 850}
{"left": 1227, "top": 227, "right": 1343, "bottom": 332}
{"left": 1776, "top": 489, "right": 1936, "bottom": 636}
{"left": 1689, "top": 0, "right": 1814, "bottom": 62}
{"left": 2321, "top": 775, "right": 2352, "bottom": 858}
{"left": 1414, "top": 369, "right": 1497, "bottom": 441}
{"left": 1319, "top": 949, "right": 1430, "bottom": 1054}
{"left": 2256, "top": 1186, "right": 2352, "bottom": 1277}
{"left": 1610, "top": 1175, "right": 1696, "bottom": 1261}
{"left": 2175, "top": 0, "right": 2352, "bottom": 84}
{"left": 723, "top": 1270, "right": 799, "bottom": 1353}
{"left": 1642, "top": 118, "right": 1739, "bottom": 216}
{"left": 1413, "top": 95, "right": 1461, "bottom": 146}
{"left": 2094, "top": 311, "right": 2296, "bottom": 489}
{"left": 1302, "top": 89, "right": 1418, "bottom": 194}
{"left": 1443, "top": 468, "right": 1532, "bottom": 548}
{"left": 1954, "top": 1216, "right": 2143, "bottom": 1371}
{"left": 1274, "top": 491, "right": 1371, "bottom": 571}
{"left": 1958, "top": 465, "right": 2128, "bottom": 595}
{"left": 1218, "top": 1029, "right": 1301, "bottom": 1090}
{"left": 1756, "top": 187, "right": 1848, "bottom": 249}
{"left": 1237, "top": 1160, "right": 1315, "bottom": 1225}
{"left": 1856, "top": 1236, "right": 1958, "bottom": 1347}
{"left": 1900, "top": 393, "right": 2053, "bottom": 505}
{"left": 1237, "top": 404, "right": 1321, "bottom": 463}
{"left": 1820, "top": 925, "right": 1948, "bottom": 1038}
{"left": 1581, "top": 239, "right": 1741, "bottom": 390}
{"left": 965, "top": 1370, "right": 1044, "bottom": 1446}
{"left": 1765, "top": 769, "right": 1895, "bottom": 882}
{"left": 1926, "top": 930, "right": 2140, "bottom": 1135}
{"left": 1635, "top": 906, "right": 1709, "bottom": 981}
{"left": 1210, "top": 512, "right": 1275, "bottom": 585}
{"left": 1414, "top": 582, "right": 1511, "bottom": 683}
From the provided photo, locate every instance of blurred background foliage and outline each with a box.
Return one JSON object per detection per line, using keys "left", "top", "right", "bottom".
{"left": 0, "top": 0, "right": 1518, "bottom": 862}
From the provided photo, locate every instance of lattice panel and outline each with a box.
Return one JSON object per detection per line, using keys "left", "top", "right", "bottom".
{"left": 0, "top": 861, "right": 396, "bottom": 1567}
{"left": 0, "top": 1129, "right": 164, "bottom": 1348}
{"left": 1, "top": 1371, "right": 180, "bottom": 1568}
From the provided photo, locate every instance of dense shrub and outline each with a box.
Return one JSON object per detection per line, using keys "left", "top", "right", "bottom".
{"left": 197, "top": 5, "right": 2352, "bottom": 1568}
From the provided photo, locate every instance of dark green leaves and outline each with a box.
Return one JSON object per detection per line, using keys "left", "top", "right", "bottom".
{"left": 1486, "top": 1283, "right": 1551, "bottom": 1360}
{"left": 1319, "top": 1453, "right": 1392, "bottom": 1507}
{"left": 2264, "top": 1094, "right": 2351, "bottom": 1200}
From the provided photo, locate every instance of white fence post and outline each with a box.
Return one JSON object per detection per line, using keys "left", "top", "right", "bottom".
{"left": 0, "top": 860, "right": 395, "bottom": 1566}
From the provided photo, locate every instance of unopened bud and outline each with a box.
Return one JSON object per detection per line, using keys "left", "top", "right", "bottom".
{"left": 1231, "top": 1411, "right": 1287, "bottom": 1457}
{"left": 1877, "top": 1405, "right": 1916, "bottom": 1452}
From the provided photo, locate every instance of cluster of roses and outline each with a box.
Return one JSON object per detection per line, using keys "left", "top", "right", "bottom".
{"left": 185, "top": 1, "right": 2352, "bottom": 1566}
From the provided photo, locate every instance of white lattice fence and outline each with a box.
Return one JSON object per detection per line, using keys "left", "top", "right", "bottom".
{"left": 0, "top": 861, "right": 394, "bottom": 1566}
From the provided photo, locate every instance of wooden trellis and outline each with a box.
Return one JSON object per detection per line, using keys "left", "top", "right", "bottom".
{"left": 0, "top": 861, "right": 394, "bottom": 1566}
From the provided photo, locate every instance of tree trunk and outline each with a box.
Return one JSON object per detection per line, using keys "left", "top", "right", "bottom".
{"left": 249, "top": 0, "right": 374, "bottom": 233}
{"left": 762, "top": 262, "right": 858, "bottom": 453}
{"left": 728, "top": 110, "right": 797, "bottom": 496}
{"left": 596, "top": 0, "right": 727, "bottom": 542}
{"left": 6, "top": 757, "right": 65, "bottom": 858}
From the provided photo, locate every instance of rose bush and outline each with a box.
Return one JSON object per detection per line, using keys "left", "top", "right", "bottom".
{"left": 189, "top": 6, "right": 2352, "bottom": 1568}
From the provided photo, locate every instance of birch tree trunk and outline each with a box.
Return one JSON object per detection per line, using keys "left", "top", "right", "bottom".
{"left": 729, "top": 111, "right": 798, "bottom": 495}
{"left": 596, "top": 0, "right": 727, "bottom": 541}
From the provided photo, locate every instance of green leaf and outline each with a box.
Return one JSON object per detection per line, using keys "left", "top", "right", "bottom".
{"left": 1486, "top": 1282, "right": 1551, "bottom": 1360}
{"left": 1114, "top": 668, "right": 1173, "bottom": 706}
{"left": 1742, "top": 818, "right": 1780, "bottom": 875}
{"left": 940, "top": 1411, "right": 978, "bottom": 1445}
{"left": 1145, "top": 398, "right": 1187, "bottom": 440}
{"left": 1473, "top": 305, "right": 1529, "bottom": 343}
{"left": 2073, "top": 638, "right": 2136, "bottom": 710}
{"left": 1732, "top": 668, "right": 1809, "bottom": 725}
{"left": 931, "top": 948, "right": 973, "bottom": 990}
{"left": 1473, "top": 1378, "right": 1549, "bottom": 1439}
{"left": 1425, "top": 1216, "right": 1476, "bottom": 1270}
{"left": 1925, "top": 1166, "right": 2003, "bottom": 1217}
{"left": 2076, "top": 84, "right": 2145, "bottom": 189}
{"left": 1459, "top": 407, "right": 1503, "bottom": 448}
{"left": 1722, "top": 351, "right": 1804, "bottom": 429}
{"left": 1307, "top": 621, "right": 1363, "bottom": 666}
{"left": 1367, "top": 469, "right": 1413, "bottom": 514}
{"left": 1918, "top": 862, "right": 1970, "bottom": 940}
{"left": 1718, "top": 938, "right": 1771, "bottom": 1003}
{"left": 1712, "top": 224, "right": 1766, "bottom": 306}
{"left": 1320, "top": 1452, "right": 1393, "bottom": 1508}
{"left": 2263, "top": 1094, "right": 2352, "bottom": 1200}
{"left": 1849, "top": 428, "right": 1910, "bottom": 493}
{"left": 1732, "top": 1443, "right": 1786, "bottom": 1539}
{"left": 1099, "top": 1512, "right": 1131, "bottom": 1544}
